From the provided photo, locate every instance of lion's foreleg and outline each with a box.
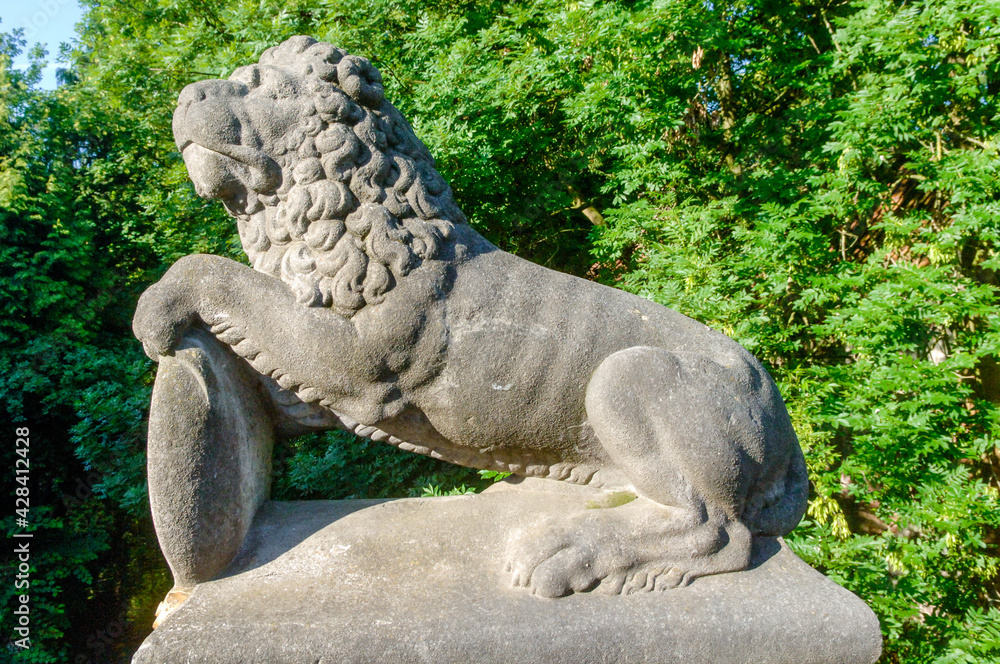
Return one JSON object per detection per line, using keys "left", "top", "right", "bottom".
{"left": 134, "top": 253, "right": 359, "bottom": 409}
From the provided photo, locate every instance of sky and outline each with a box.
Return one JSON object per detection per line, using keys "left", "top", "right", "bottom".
{"left": 2, "top": 0, "right": 85, "bottom": 89}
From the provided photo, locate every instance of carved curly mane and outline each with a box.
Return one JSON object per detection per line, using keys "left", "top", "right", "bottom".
{"left": 226, "top": 36, "right": 467, "bottom": 315}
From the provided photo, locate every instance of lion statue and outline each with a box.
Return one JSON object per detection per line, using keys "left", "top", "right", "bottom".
{"left": 134, "top": 36, "right": 808, "bottom": 598}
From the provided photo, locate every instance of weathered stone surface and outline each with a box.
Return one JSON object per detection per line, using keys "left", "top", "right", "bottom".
{"left": 147, "top": 328, "right": 274, "bottom": 589}
{"left": 132, "top": 483, "right": 881, "bottom": 664}
{"left": 134, "top": 35, "right": 814, "bottom": 599}
{"left": 147, "top": 329, "right": 340, "bottom": 595}
{"left": 133, "top": 36, "right": 882, "bottom": 661}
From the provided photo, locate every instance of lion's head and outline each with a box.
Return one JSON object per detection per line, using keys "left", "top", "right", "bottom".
{"left": 173, "top": 36, "right": 467, "bottom": 316}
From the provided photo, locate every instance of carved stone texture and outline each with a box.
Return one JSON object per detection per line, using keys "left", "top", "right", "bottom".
{"left": 134, "top": 34, "right": 815, "bottom": 600}
{"left": 132, "top": 486, "right": 882, "bottom": 664}
{"left": 147, "top": 329, "right": 274, "bottom": 590}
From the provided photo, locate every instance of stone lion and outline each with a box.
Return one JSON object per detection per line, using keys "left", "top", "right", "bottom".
{"left": 134, "top": 36, "right": 808, "bottom": 598}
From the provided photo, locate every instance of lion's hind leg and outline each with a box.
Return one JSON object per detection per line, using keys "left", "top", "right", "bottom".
{"left": 506, "top": 346, "right": 762, "bottom": 597}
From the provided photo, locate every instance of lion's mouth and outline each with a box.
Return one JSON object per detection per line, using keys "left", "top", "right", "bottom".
{"left": 181, "top": 143, "right": 244, "bottom": 201}
{"left": 181, "top": 139, "right": 283, "bottom": 204}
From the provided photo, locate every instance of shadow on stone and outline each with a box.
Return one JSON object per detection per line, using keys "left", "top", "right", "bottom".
{"left": 217, "top": 499, "right": 389, "bottom": 579}
{"left": 748, "top": 535, "right": 782, "bottom": 569}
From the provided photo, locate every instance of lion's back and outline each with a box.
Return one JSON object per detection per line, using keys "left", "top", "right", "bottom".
{"left": 418, "top": 235, "right": 755, "bottom": 459}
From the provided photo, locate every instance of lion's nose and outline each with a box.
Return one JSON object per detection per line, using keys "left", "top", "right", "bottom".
{"left": 173, "top": 91, "right": 246, "bottom": 154}
{"left": 177, "top": 79, "right": 249, "bottom": 108}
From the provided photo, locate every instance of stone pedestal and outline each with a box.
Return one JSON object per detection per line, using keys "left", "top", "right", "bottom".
{"left": 132, "top": 484, "right": 882, "bottom": 664}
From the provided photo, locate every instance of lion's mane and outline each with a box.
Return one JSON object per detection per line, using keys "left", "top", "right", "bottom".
{"left": 226, "top": 36, "right": 467, "bottom": 315}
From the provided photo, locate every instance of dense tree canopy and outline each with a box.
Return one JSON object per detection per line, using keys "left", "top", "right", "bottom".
{"left": 2, "top": 0, "right": 999, "bottom": 661}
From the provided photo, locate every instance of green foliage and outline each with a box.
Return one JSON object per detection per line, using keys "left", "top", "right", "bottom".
{"left": 417, "top": 483, "right": 479, "bottom": 497}
{"left": 479, "top": 469, "right": 513, "bottom": 482}
{"left": 584, "top": 1, "right": 1000, "bottom": 660}
{"left": 3, "top": 0, "right": 998, "bottom": 661}
{"left": 0, "top": 29, "right": 169, "bottom": 663}
{"left": 271, "top": 430, "right": 485, "bottom": 500}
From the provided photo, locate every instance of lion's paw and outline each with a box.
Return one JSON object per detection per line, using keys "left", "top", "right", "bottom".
{"left": 505, "top": 517, "right": 601, "bottom": 597}
{"left": 505, "top": 513, "right": 653, "bottom": 598}
{"left": 133, "top": 279, "right": 197, "bottom": 360}
{"left": 504, "top": 508, "right": 706, "bottom": 598}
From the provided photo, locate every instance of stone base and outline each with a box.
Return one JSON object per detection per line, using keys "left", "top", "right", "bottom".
{"left": 132, "top": 483, "right": 882, "bottom": 664}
